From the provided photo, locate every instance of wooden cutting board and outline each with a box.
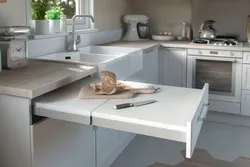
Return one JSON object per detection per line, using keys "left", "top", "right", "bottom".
{"left": 79, "top": 85, "right": 136, "bottom": 99}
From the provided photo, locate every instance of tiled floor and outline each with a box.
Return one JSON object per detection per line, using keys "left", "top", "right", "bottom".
{"left": 111, "top": 121, "right": 250, "bottom": 167}
{"left": 151, "top": 149, "right": 250, "bottom": 167}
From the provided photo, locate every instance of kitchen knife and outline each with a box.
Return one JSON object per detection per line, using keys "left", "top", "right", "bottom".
{"left": 114, "top": 100, "right": 157, "bottom": 110}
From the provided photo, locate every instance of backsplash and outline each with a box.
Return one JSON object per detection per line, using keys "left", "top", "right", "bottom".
{"left": 127, "top": 0, "right": 250, "bottom": 41}
{"left": 192, "top": 0, "right": 250, "bottom": 41}
{"left": 28, "top": 29, "right": 123, "bottom": 58}
{"left": 128, "top": 0, "right": 192, "bottom": 36}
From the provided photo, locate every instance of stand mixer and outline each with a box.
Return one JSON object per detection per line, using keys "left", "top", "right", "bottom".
{"left": 123, "top": 15, "right": 149, "bottom": 41}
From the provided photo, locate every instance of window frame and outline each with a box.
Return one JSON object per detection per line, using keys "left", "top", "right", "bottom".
{"left": 67, "top": 0, "right": 92, "bottom": 31}
{"left": 27, "top": 0, "right": 94, "bottom": 34}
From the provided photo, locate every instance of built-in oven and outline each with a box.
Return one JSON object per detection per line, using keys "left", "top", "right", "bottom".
{"left": 187, "top": 49, "right": 243, "bottom": 114}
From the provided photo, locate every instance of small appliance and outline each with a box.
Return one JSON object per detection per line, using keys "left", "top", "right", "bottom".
{"left": 137, "top": 22, "right": 150, "bottom": 39}
{"left": 0, "top": 26, "right": 30, "bottom": 69}
{"left": 123, "top": 15, "right": 149, "bottom": 41}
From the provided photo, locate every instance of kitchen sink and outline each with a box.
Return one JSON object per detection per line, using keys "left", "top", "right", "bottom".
{"left": 34, "top": 46, "right": 143, "bottom": 80}
{"left": 79, "top": 46, "right": 141, "bottom": 56}
{"left": 34, "top": 51, "right": 119, "bottom": 65}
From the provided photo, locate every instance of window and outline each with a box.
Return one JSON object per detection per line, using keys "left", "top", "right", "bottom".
{"left": 29, "top": 0, "right": 93, "bottom": 33}
{"left": 49, "top": 0, "right": 93, "bottom": 30}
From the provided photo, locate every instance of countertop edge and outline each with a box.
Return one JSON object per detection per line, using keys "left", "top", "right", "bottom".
{"left": 0, "top": 66, "right": 97, "bottom": 99}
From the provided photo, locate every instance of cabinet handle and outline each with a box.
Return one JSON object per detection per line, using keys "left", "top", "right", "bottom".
{"left": 198, "top": 103, "right": 209, "bottom": 122}
{"left": 165, "top": 48, "right": 186, "bottom": 51}
{"left": 144, "top": 49, "right": 154, "bottom": 54}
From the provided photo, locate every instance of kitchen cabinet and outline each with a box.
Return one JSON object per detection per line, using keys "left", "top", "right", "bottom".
{"left": 159, "top": 48, "right": 187, "bottom": 87}
{"left": 241, "top": 90, "right": 250, "bottom": 116}
{"left": 242, "top": 64, "right": 250, "bottom": 90}
{"left": 31, "top": 119, "right": 95, "bottom": 167}
{"left": 96, "top": 127, "right": 135, "bottom": 167}
{"left": 243, "top": 52, "right": 250, "bottom": 64}
{"left": 34, "top": 80, "right": 209, "bottom": 159}
{"left": 34, "top": 78, "right": 135, "bottom": 167}
{"left": 127, "top": 47, "right": 159, "bottom": 84}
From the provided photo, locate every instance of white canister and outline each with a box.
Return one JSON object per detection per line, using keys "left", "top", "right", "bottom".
{"left": 35, "top": 20, "right": 49, "bottom": 35}
{"left": 60, "top": 15, "right": 67, "bottom": 33}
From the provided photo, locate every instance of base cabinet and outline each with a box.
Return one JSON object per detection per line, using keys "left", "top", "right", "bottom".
{"left": 96, "top": 127, "right": 135, "bottom": 167}
{"left": 31, "top": 119, "right": 95, "bottom": 167}
{"left": 159, "top": 48, "right": 187, "bottom": 87}
{"left": 242, "top": 90, "right": 250, "bottom": 116}
{"left": 242, "top": 64, "right": 250, "bottom": 90}
{"left": 127, "top": 47, "right": 159, "bottom": 84}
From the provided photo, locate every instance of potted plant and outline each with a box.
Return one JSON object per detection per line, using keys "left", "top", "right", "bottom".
{"left": 31, "top": 0, "right": 50, "bottom": 34}
{"left": 45, "top": 6, "right": 64, "bottom": 34}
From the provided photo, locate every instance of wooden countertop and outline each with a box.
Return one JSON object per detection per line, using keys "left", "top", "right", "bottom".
{"left": 0, "top": 60, "right": 97, "bottom": 98}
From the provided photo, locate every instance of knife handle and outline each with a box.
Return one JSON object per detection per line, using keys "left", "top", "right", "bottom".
{"left": 114, "top": 103, "right": 133, "bottom": 110}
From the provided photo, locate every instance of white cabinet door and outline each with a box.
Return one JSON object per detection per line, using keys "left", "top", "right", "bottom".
{"left": 96, "top": 127, "right": 135, "bottom": 167}
{"left": 241, "top": 90, "right": 250, "bottom": 116}
{"left": 128, "top": 47, "right": 159, "bottom": 84}
{"left": 31, "top": 119, "right": 95, "bottom": 167}
{"left": 242, "top": 64, "right": 250, "bottom": 90}
{"left": 243, "top": 52, "right": 250, "bottom": 64}
{"left": 159, "top": 48, "right": 187, "bottom": 87}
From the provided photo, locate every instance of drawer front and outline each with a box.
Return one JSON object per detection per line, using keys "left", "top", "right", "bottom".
{"left": 188, "top": 49, "right": 242, "bottom": 58}
{"left": 243, "top": 52, "right": 250, "bottom": 64}
{"left": 242, "top": 64, "right": 250, "bottom": 90}
{"left": 241, "top": 90, "right": 250, "bottom": 116}
{"left": 31, "top": 119, "right": 95, "bottom": 167}
{"left": 186, "top": 83, "right": 209, "bottom": 158}
{"left": 209, "top": 100, "right": 241, "bottom": 114}
{"left": 92, "top": 82, "right": 209, "bottom": 159}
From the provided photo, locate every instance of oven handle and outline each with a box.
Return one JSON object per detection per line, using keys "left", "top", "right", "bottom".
{"left": 190, "top": 56, "right": 238, "bottom": 62}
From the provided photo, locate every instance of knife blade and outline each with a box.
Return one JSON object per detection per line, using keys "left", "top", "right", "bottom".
{"left": 114, "top": 100, "right": 157, "bottom": 110}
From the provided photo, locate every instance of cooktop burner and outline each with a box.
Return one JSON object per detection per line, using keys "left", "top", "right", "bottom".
{"left": 192, "top": 38, "right": 241, "bottom": 47}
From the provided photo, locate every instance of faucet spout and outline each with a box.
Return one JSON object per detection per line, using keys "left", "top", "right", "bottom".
{"left": 68, "top": 14, "right": 95, "bottom": 52}
{"left": 72, "top": 15, "right": 95, "bottom": 23}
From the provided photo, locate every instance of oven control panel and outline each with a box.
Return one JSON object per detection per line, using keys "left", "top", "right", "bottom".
{"left": 187, "top": 49, "right": 243, "bottom": 58}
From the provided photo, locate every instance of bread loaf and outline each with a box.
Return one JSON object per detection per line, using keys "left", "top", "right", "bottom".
{"left": 90, "top": 71, "right": 132, "bottom": 95}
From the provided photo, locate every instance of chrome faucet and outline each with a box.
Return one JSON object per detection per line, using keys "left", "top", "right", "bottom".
{"left": 67, "top": 14, "right": 95, "bottom": 52}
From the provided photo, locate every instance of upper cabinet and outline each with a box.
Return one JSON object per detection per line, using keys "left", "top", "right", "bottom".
{"left": 159, "top": 48, "right": 187, "bottom": 87}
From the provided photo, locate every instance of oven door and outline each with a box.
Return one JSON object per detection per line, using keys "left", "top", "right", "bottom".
{"left": 187, "top": 55, "right": 242, "bottom": 103}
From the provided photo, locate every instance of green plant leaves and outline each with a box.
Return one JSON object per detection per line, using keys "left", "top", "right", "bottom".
{"left": 31, "top": 0, "right": 64, "bottom": 20}
{"left": 31, "top": 0, "right": 50, "bottom": 20}
{"left": 45, "top": 6, "right": 64, "bottom": 20}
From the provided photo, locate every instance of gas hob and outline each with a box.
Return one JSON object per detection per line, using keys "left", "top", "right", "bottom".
{"left": 191, "top": 38, "right": 243, "bottom": 47}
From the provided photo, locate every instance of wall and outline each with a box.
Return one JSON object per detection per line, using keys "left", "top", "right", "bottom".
{"left": 0, "top": 0, "right": 130, "bottom": 30}
{"left": 94, "top": 0, "right": 131, "bottom": 31}
{"left": 0, "top": 0, "right": 27, "bottom": 26}
{"left": 192, "top": 0, "right": 250, "bottom": 41}
{"left": 0, "top": 0, "right": 129, "bottom": 58}
{"left": 128, "top": 0, "right": 192, "bottom": 36}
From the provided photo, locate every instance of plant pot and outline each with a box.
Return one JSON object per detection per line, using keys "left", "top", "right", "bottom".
{"left": 48, "top": 20, "right": 60, "bottom": 34}
{"left": 34, "top": 20, "right": 49, "bottom": 35}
